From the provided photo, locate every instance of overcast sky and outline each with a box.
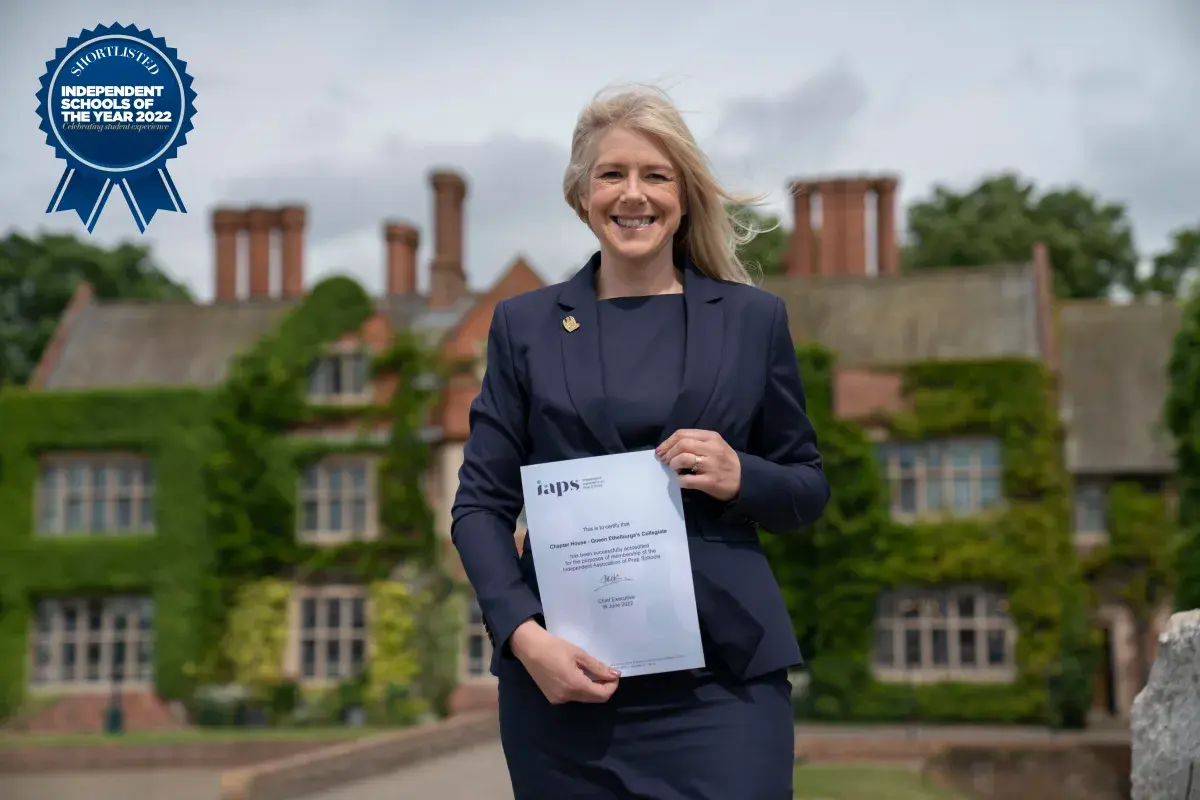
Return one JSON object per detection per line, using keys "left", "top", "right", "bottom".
{"left": 2, "top": 0, "right": 1196, "bottom": 301}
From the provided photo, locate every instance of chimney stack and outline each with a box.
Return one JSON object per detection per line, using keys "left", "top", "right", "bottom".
{"left": 280, "top": 205, "right": 306, "bottom": 297}
{"left": 212, "top": 209, "right": 243, "bottom": 301}
{"left": 817, "top": 180, "right": 846, "bottom": 276}
{"left": 874, "top": 177, "right": 900, "bottom": 275}
{"left": 210, "top": 204, "right": 308, "bottom": 302}
{"left": 245, "top": 207, "right": 274, "bottom": 298}
{"left": 786, "top": 183, "right": 815, "bottom": 277}
{"left": 784, "top": 174, "right": 900, "bottom": 277}
{"left": 385, "top": 221, "right": 419, "bottom": 295}
{"left": 428, "top": 170, "right": 469, "bottom": 309}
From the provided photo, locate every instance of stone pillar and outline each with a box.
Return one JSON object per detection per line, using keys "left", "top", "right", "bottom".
{"left": 1131, "top": 609, "right": 1200, "bottom": 799}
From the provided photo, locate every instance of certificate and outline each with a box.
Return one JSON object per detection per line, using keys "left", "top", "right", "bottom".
{"left": 519, "top": 449, "right": 706, "bottom": 678}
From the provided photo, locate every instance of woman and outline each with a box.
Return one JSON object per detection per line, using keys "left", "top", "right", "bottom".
{"left": 450, "top": 85, "right": 830, "bottom": 799}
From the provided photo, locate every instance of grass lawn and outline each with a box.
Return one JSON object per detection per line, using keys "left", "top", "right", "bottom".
{"left": 0, "top": 726, "right": 395, "bottom": 748}
{"left": 794, "top": 764, "right": 965, "bottom": 799}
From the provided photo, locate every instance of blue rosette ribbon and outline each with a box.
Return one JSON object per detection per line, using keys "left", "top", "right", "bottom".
{"left": 35, "top": 23, "right": 198, "bottom": 233}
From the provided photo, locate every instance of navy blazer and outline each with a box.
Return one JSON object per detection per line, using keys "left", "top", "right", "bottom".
{"left": 450, "top": 254, "right": 830, "bottom": 681}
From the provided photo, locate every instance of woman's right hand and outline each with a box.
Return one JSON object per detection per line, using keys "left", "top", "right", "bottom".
{"left": 509, "top": 619, "right": 621, "bottom": 704}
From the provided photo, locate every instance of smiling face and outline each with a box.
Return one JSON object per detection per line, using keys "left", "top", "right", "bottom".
{"left": 580, "top": 125, "right": 686, "bottom": 266}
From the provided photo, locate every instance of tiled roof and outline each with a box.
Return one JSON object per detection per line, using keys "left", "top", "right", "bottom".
{"left": 1058, "top": 300, "right": 1182, "bottom": 474}
{"left": 42, "top": 292, "right": 482, "bottom": 390}
{"left": 763, "top": 262, "right": 1044, "bottom": 365}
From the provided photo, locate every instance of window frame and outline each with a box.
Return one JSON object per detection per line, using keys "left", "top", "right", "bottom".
{"left": 28, "top": 596, "right": 156, "bottom": 692}
{"left": 297, "top": 454, "right": 379, "bottom": 544}
{"left": 460, "top": 594, "right": 495, "bottom": 683}
{"left": 871, "top": 585, "right": 1017, "bottom": 684}
{"left": 1072, "top": 478, "right": 1109, "bottom": 547}
{"left": 35, "top": 453, "right": 156, "bottom": 537}
{"left": 288, "top": 585, "right": 371, "bottom": 686}
{"left": 875, "top": 438, "right": 1004, "bottom": 521}
{"left": 306, "top": 345, "right": 372, "bottom": 405}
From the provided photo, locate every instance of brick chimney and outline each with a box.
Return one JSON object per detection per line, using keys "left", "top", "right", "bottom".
{"left": 385, "top": 221, "right": 419, "bottom": 295}
{"left": 280, "top": 205, "right": 306, "bottom": 298}
{"left": 428, "top": 170, "right": 469, "bottom": 309}
{"left": 212, "top": 209, "right": 244, "bottom": 301}
{"left": 817, "top": 179, "right": 846, "bottom": 276}
{"left": 245, "top": 207, "right": 274, "bottom": 298}
{"left": 210, "top": 204, "right": 307, "bottom": 302}
{"left": 785, "top": 174, "right": 900, "bottom": 277}
{"left": 874, "top": 177, "right": 900, "bottom": 275}
{"left": 786, "top": 183, "right": 815, "bottom": 277}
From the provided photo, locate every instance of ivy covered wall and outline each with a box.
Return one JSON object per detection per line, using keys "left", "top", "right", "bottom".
{"left": 0, "top": 275, "right": 465, "bottom": 720}
{"left": 765, "top": 345, "right": 1097, "bottom": 725}
{"left": 0, "top": 388, "right": 214, "bottom": 718}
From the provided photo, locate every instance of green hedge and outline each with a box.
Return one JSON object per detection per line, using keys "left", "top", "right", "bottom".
{"left": 0, "top": 388, "right": 215, "bottom": 717}
{"left": 767, "top": 346, "right": 1093, "bottom": 724}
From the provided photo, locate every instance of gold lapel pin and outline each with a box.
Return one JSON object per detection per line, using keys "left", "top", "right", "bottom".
{"left": 562, "top": 315, "right": 580, "bottom": 332}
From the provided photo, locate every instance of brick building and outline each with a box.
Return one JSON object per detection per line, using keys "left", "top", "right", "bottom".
{"left": 6, "top": 169, "right": 1179, "bottom": 732}
{"left": 769, "top": 177, "right": 1179, "bottom": 721}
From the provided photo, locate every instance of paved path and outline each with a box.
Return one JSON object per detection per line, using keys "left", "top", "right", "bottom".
{"left": 0, "top": 768, "right": 221, "bottom": 800}
{"left": 0, "top": 723, "right": 1128, "bottom": 800}
{"left": 310, "top": 740, "right": 512, "bottom": 800}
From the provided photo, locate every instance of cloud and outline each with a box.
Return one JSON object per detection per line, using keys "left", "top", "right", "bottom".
{"left": 1075, "top": 1, "right": 1200, "bottom": 253}
{"left": 219, "top": 132, "right": 595, "bottom": 292}
{"left": 706, "top": 64, "right": 870, "bottom": 197}
{"left": 218, "top": 69, "right": 870, "bottom": 292}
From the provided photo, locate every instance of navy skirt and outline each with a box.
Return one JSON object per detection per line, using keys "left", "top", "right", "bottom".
{"left": 497, "top": 661, "right": 795, "bottom": 799}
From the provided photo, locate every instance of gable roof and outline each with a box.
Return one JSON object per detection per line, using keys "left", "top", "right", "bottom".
{"left": 1058, "top": 300, "right": 1182, "bottom": 475}
{"left": 39, "top": 292, "right": 483, "bottom": 391}
{"left": 763, "top": 262, "right": 1045, "bottom": 366}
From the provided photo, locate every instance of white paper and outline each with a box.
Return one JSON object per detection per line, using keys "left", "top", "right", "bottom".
{"left": 520, "top": 449, "right": 706, "bottom": 678}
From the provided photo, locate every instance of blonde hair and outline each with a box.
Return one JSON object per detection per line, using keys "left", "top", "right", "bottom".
{"left": 562, "top": 85, "right": 772, "bottom": 286}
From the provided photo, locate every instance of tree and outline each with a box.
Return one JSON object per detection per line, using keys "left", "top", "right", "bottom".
{"left": 902, "top": 173, "right": 1142, "bottom": 299}
{"left": 728, "top": 203, "right": 789, "bottom": 277}
{"left": 0, "top": 231, "right": 191, "bottom": 387}
{"left": 1165, "top": 280, "right": 1200, "bottom": 611}
{"left": 1145, "top": 224, "right": 1200, "bottom": 299}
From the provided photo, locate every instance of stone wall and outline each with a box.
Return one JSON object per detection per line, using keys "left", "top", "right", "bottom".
{"left": 1131, "top": 609, "right": 1200, "bottom": 800}
{"left": 923, "top": 745, "right": 1129, "bottom": 799}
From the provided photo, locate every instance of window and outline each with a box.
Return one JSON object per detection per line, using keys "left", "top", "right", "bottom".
{"left": 463, "top": 595, "right": 493, "bottom": 680}
{"left": 37, "top": 456, "right": 155, "bottom": 535}
{"left": 875, "top": 439, "right": 1002, "bottom": 518}
{"left": 307, "top": 352, "right": 369, "bottom": 402}
{"left": 296, "top": 587, "right": 368, "bottom": 682}
{"left": 298, "top": 457, "right": 376, "bottom": 542}
{"left": 1073, "top": 481, "right": 1107, "bottom": 533}
{"left": 872, "top": 586, "right": 1016, "bottom": 682}
{"left": 30, "top": 597, "right": 155, "bottom": 688}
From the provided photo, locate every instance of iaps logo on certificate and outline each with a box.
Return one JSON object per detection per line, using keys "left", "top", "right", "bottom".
{"left": 35, "top": 23, "right": 198, "bottom": 233}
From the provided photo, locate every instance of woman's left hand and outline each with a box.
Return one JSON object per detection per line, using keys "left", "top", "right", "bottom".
{"left": 656, "top": 429, "right": 741, "bottom": 502}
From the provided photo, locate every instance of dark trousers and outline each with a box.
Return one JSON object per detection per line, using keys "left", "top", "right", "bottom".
{"left": 497, "top": 661, "right": 795, "bottom": 799}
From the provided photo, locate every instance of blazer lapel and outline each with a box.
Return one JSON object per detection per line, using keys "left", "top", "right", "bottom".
{"left": 556, "top": 254, "right": 625, "bottom": 453}
{"left": 658, "top": 260, "right": 725, "bottom": 442}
